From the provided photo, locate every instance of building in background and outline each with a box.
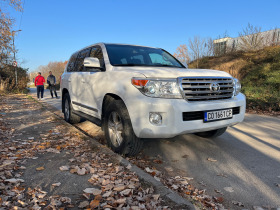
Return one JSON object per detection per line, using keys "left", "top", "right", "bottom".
{"left": 213, "top": 28, "right": 280, "bottom": 56}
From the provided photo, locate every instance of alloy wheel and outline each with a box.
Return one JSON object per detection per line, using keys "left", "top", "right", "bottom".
{"left": 108, "top": 111, "right": 124, "bottom": 147}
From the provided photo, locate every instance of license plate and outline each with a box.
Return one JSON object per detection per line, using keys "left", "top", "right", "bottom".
{"left": 204, "top": 109, "right": 233, "bottom": 122}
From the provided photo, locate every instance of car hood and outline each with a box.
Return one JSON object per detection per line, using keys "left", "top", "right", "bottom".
{"left": 113, "top": 66, "right": 232, "bottom": 78}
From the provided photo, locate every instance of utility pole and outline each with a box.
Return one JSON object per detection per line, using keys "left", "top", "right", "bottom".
{"left": 12, "top": 30, "right": 22, "bottom": 86}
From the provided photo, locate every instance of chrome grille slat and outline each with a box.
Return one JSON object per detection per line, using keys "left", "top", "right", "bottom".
{"left": 182, "top": 84, "right": 233, "bottom": 88}
{"left": 179, "top": 77, "right": 234, "bottom": 102}
{"left": 181, "top": 80, "right": 232, "bottom": 84}
{"left": 184, "top": 90, "right": 233, "bottom": 94}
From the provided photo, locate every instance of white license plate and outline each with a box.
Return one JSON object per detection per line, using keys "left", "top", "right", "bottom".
{"left": 204, "top": 109, "right": 233, "bottom": 122}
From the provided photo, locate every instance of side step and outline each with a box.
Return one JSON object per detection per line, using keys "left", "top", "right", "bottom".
{"left": 73, "top": 111, "right": 102, "bottom": 127}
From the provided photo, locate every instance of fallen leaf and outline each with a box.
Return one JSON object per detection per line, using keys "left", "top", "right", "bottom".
{"left": 60, "top": 197, "right": 71, "bottom": 204}
{"left": 59, "top": 166, "right": 69, "bottom": 171}
{"left": 18, "top": 200, "right": 27, "bottom": 207}
{"left": 46, "top": 148, "right": 60, "bottom": 153}
{"left": 90, "top": 199, "right": 100, "bottom": 208}
{"left": 154, "top": 176, "right": 161, "bottom": 182}
{"left": 114, "top": 185, "right": 125, "bottom": 192}
{"left": 126, "top": 164, "right": 132, "bottom": 170}
{"left": 52, "top": 182, "right": 61, "bottom": 187}
{"left": 152, "top": 194, "right": 160, "bottom": 200}
{"left": 70, "top": 168, "right": 77, "bottom": 173}
{"left": 5, "top": 178, "right": 24, "bottom": 183}
{"left": 183, "top": 177, "right": 194, "bottom": 180}
{"left": 182, "top": 154, "right": 189, "bottom": 158}
{"left": 232, "top": 200, "right": 244, "bottom": 207}
{"left": 94, "top": 195, "right": 102, "bottom": 201}
{"left": 102, "top": 191, "right": 112, "bottom": 197}
{"left": 77, "top": 168, "right": 86, "bottom": 175}
{"left": 78, "top": 201, "right": 89, "bottom": 208}
{"left": 224, "top": 187, "right": 234, "bottom": 193}
{"left": 216, "top": 197, "right": 224, "bottom": 203}
{"left": 36, "top": 167, "right": 45, "bottom": 171}
{"left": 115, "top": 198, "right": 126, "bottom": 204}
{"left": 207, "top": 157, "right": 217, "bottom": 162}
{"left": 153, "top": 159, "right": 163, "bottom": 164}
{"left": 83, "top": 188, "right": 102, "bottom": 195}
{"left": 120, "top": 189, "right": 131, "bottom": 196}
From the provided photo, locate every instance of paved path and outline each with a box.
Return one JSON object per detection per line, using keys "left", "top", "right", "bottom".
{"left": 29, "top": 88, "right": 280, "bottom": 209}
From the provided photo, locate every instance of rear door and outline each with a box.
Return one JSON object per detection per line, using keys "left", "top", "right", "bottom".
{"left": 69, "top": 48, "right": 90, "bottom": 111}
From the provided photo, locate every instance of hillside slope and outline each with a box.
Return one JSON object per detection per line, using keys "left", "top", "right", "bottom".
{"left": 188, "top": 46, "right": 280, "bottom": 112}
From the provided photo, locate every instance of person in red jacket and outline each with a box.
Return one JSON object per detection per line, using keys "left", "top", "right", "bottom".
{"left": 34, "top": 72, "right": 46, "bottom": 100}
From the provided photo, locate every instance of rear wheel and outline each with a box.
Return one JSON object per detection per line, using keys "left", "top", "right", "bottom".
{"left": 104, "top": 99, "right": 143, "bottom": 156}
{"left": 63, "top": 93, "right": 81, "bottom": 124}
{"left": 194, "top": 127, "right": 227, "bottom": 138}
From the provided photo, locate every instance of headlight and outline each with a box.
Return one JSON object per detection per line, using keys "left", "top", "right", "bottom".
{"left": 132, "top": 78, "right": 182, "bottom": 98}
{"left": 233, "top": 78, "right": 241, "bottom": 96}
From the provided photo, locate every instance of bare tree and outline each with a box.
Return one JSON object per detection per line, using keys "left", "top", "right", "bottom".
{"left": 238, "top": 23, "right": 263, "bottom": 51}
{"left": 0, "top": 0, "right": 23, "bottom": 66}
{"left": 206, "top": 37, "right": 214, "bottom": 56}
{"left": 173, "top": 44, "right": 190, "bottom": 64}
{"left": 188, "top": 36, "right": 207, "bottom": 68}
{"left": 32, "top": 61, "right": 67, "bottom": 83}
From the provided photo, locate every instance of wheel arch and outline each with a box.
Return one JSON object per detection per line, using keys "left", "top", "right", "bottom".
{"left": 101, "top": 93, "right": 126, "bottom": 129}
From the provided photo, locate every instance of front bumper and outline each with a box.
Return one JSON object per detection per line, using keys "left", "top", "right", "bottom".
{"left": 127, "top": 93, "right": 246, "bottom": 138}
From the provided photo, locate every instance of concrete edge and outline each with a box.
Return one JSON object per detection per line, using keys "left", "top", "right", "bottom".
{"left": 26, "top": 92, "right": 198, "bottom": 210}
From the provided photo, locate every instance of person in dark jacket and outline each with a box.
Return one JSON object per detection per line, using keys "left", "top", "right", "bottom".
{"left": 34, "top": 72, "right": 45, "bottom": 100}
{"left": 47, "top": 71, "right": 58, "bottom": 98}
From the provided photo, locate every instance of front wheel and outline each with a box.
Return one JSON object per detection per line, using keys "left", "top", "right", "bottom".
{"left": 104, "top": 99, "right": 143, "bottom": 156}
{"left": 194, "top": 127, "right": 227, "bottom": 138}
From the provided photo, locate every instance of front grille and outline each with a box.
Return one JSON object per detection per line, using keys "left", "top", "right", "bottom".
{"left": 182, "top": 107, "right": 240, "bottom": 121}
{"left": 179, "top": 77, "right": 234, "bottom": 101}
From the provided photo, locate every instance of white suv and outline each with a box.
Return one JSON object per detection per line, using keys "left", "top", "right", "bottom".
{"left": 61, "top": 43, "right": 246, "bottom": 156}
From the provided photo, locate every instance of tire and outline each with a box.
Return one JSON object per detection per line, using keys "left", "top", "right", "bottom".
{"left": 104, "top": 99, "right": 143, "bottom": 156}
{"left": 63, "top": 93, "right": 81, "bottom": 124}
{"left": 194, "top": 127, "right": 227, "bottom": 138}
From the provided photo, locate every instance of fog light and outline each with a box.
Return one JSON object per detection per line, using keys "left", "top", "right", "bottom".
{"left": 149, "top": 112, "right": 162, "bottom": 125}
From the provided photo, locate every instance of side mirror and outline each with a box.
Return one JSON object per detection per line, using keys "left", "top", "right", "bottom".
{"left": 182, "top": 62, "right": 188, "bottom": 68}
{"left": 84, "top": 57, "right": 101, "bottom": 68}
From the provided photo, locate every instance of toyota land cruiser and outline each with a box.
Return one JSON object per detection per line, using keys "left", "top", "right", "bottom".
{"left": 61, "top": 43, "right": 246, "bottom": 156}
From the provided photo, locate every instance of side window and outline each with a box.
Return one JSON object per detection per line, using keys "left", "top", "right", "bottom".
{"left": 90, "top": 46, "right": 105, "bottom": 68}
{"left": 67, "top": 53, "right": 77, "bottom": 72}
{"left": 74, "top": 48, "right": 90, "bottom": 71}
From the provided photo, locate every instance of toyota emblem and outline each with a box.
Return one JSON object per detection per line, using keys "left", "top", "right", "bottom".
{"left": 210, "top": 82, "right": 220, "bottom": 92}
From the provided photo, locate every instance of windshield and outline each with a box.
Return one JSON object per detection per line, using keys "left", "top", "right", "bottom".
{"left": 105, "top": 44, "right": 185, "bottom": 68}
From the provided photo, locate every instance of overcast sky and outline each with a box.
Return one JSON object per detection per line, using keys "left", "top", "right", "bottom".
{"left": 8, "top": 0, "right": 280, "bottom": 72}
